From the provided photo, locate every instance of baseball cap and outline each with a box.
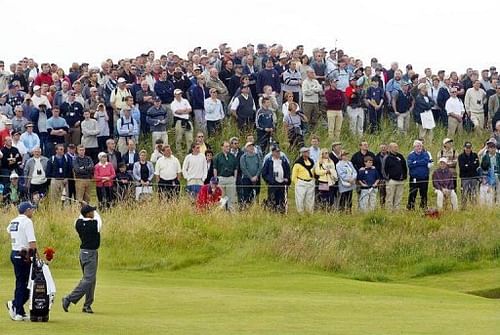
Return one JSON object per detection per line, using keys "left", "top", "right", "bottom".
{"left": 173, "top": 89, "right": 183, "bottom": 95}
{"left": 10, "top": 172, "right": 19, "bottom": 179}
{"left": 117, "top": 77, "right": 126, "bottom": 83}
{"left": 18, "top": 202, "right": 35, "bottom": 214}
{"left": 463, "top": 141, "right": 472, "bottom": 148}
{"left": 438, "top": 157, "right": 447, "bottom": 164}
{"left": 299, "top": 147, "right": 310, "bottom": 153}
{"left": 80, "top": 204, "right": 97, "bottom": 216}
{"left": 33, "top": 85, "right": 41, "bottom": 91}
{"left": 442, "top": 138, "right": 453, "bottom": 145}
{"left": 210, "top": 176, "right": 219, "bottom": 185}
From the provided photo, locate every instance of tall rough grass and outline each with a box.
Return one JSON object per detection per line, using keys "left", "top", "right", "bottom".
{"left": 1, "top": 199, "right": 499, "bottom": 282}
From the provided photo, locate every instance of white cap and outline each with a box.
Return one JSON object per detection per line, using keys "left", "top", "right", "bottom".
{"left": 117, "top": 77, "right": 126, "bottom": 83}
{"left": 33, "top": 85, "right": 41, "bottom": 91}
{"left": 174, "top": 89, "right": 183, "bottom": 95}
{"left": 438, "top": 157, "right": 447, "bottom": 164}
{"left": 10, "top": 172, "right": 19, "bottom": 179}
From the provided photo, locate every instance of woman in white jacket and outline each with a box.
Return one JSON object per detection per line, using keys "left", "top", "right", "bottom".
{"left": 336, "top": 150, "right": 357, "bottom": 212}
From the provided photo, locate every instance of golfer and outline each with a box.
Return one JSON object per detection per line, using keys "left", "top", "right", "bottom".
{"left": 6, "top": 202, "right": 37, "bottom": 321}
{"left": 62, "top": 204, "right": 101, "bottom": 314}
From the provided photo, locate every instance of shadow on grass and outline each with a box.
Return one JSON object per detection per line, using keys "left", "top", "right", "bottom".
{"left": 412, "top": 261, "right": 457, "bottom": 278}
{"left": 467, "top": 287, "right": 500, "bottom": 299}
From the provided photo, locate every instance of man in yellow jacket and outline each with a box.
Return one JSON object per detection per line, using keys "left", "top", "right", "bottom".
{"left": 291, "top": 147, "right": 315, "bottom": 213}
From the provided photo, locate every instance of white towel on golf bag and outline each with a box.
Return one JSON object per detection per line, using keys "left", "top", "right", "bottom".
{"left": 28, "top": 263, "right": 56, "bottom": 309}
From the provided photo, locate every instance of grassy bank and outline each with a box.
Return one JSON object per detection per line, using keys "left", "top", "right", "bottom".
{"left": 1, "top": 200, "right": 499, "bottom": 282}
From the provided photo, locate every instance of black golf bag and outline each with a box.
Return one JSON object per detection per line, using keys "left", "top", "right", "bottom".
{"left": 29, "top": 251, "right": 50, "bottom": 322}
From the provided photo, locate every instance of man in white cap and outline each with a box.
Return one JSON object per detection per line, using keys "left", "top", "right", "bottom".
{"left": 31, "top": 85, "right": 51, "bottom": 110}
{"left": 291, "top": 147, "right": 315, "bottom": 213}
{"left": 171, "top": 89, "right": 193, "bottom": 153}
{"left": 437, "top": 138, "right": 458, "bottom": 187}
{"left": 6, "top": 201, "right": 37, "bottom": 321}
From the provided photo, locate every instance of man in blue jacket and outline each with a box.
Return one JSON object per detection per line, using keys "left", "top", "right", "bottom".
{"left": 256, "top": 58, "right": 281, "bottom": 96}
{"left": 407, "top": 140, "right": 431, "bottom": 209}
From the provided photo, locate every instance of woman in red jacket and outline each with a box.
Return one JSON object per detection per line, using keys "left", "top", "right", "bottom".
{"left": 196, "top": 177, "right": 223, "bottom": 210}
{"left": 94, "top": 152, "right": 116, "bottom": 209}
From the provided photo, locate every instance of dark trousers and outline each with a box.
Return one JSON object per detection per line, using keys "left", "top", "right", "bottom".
{"left": 318, "top": 186, "right": 334, "bottom": 209}
{"left": 240, "top": 177, "right": 260, "bottom": 205}
{"left": 158, "top": 178, "right": 180, "bottom": 199}
{"left": 339, "top": 190, "right": 353, "bottom": 212}
{"left": 11, "top": 251, "right": 31, "bottom": 316}
{"left": 96, "top": 186, "right": 113, "bottom": 209}
{"left": 267, "top": 184, "right": 286, "bottom": 213}
{"left": 237, "top": 116, "right": 255, "bottom": 131}
{"left": 68, "top": 179, "right": 76, "bottom": 199}
{"left": 257, "top": 129, "right": 272, "bottom": 153}
{"left": 38, "top": 132, "right": 49, "bottom": 156}
{"left": 378, "top": 180, "right": 386, "bottom": 208}
{"left": 29, "top": 182, "right": 48, "bottom": 198}
{"left": 207, "top": 120, "right": 221, "bottom": 136}
{"left": 407, "top": 178, "right": 428, "bottom": 210}
{"left": 97, "top": 136, "right": 109, "bottom": 152}
{"left": 368, "top": 107, "right": 381, "bottom": 133}
{"left": 140, "top": 112, "right": 149, "bottom": 135}
{"left": 67, "top": 249, "right": 98, "bottom": 308}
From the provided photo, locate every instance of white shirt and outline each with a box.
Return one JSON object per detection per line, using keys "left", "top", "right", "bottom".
{"left": 154, "top": 155, "right": 181, "bottom": 180}
{"left": 230, "top": 94, "right": 256, "bottom": 111}
{"left": 31, "top": 94, "right": 52, "bottom": 109}
{"left": 204, "top": 98, "right": 225, "bottom": 121}
{"left": 272, "top": 157, "right": 285, "bottom": 183}
{"left": 445, "top": 97, "right": 465, "bottom": 116}
{"left": 7, "top": 214, "right": 36, "bottom": 251}
{"left": 31, "top": 157, "right": 47, "bottom": 185}
{"left": 171, "top": 98, "right": 192, "bottom": 120}
{"left": 182, "top": 153, "right": 208, "bottom": 184}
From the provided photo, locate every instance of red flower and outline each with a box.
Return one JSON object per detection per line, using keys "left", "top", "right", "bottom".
{"left": 43, "top": 247, "right": 56, "bottom": 262}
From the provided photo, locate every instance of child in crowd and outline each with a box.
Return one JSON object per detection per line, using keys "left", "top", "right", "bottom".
{"left": 357, "top": 156, "right": 379, "bottom": 211}
{"left": 115, "top": 162, "right": 133, "bottom": 201}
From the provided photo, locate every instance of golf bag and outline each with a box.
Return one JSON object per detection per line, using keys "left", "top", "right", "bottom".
{"left": 29, "top": 251, "right": 53, "bottom": 322}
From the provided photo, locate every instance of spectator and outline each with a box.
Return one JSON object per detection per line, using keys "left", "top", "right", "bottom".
{"left": 257, "top": 58, "right": 281, "bottom": 96}
{"left": 150, "top": 139, "right": 164, "bottom": 164}
{"left": 11, "top": 106, "right": 29, "bottom": 136}
{"left": 135, "top": 80, "right": 157, "bottom": 134}
{"left": 116, "top": 107, "right": 139, "bottom": 155}
{"left": 94, "top": 151, "right": 115, "bottom": 210}
{"left": 1, "top": 172, "right": 23, "bottom": 206}
{"left": 1, "top": 137, "right": 22, "bottom": 184}
{"left": 115, "top": 162, "right": 133, "bottom": 201}
{"left": 445, "top": 87, "right": 465, "bottom": 137}
{"left": 189, "top": 75, "right": 209, "bottom": 134}
{"left": 283, "top": 101, "right": 306, "bottom": 149}
{"left": 154, "top": 69, "right": 175, "bottom": 123}
{"left": 182, "top": 143, "right": 208, "bottom": 198}
{"left": 213, "top": 141, "right": 238, "bottom": 210}
{"left": 256, "top": 97, "right": 276, "bottom": 153}
{"left": 258, "top": 85, "right": 279, "bottom": 118}
{"left": 154, "top": 145, "right": 181, "bottom": 199}
{"left": 437, "top": 138, "right": 458, "bottom": 188}
{"left": 432, "top": 157, "right": 458, "bottom": 210}
{"left": 308, "top": 135, "right": 321, "bottom": 164}
{"left": 196, "top": 176, "right": 223, "bottom": 211}
{"left": 351, "top": 141, "right": 376, "bottom": 172}
{"left": 383, "top": 142, "right": 407, "bottom": 210}
{"left": 133, "top": 149, "right": 155, "bottom": 200}
{"left": 465, "top": 80, "right": 487, "bottom": 131}
{"left": 336, "top": 150, "right": 357, "bottom": 213}
{"left": 60, "top": 90, "right": 84, "bottom": 145}
{"left": 314, "top": 148, "right": 337, "bottom": 209}
{"left": 46, "top": 144, "right": 71, "bottom": 202}
{"left": 81, "top": 110, "right": 100, "bottom": 162}
{"left": 392, "top": 81, "right": 413, "bottom": 134}
{"left": 262, "top": 145, "right": 290, "bottom": 213}
{"left": 407, "top": 140, "right": 431, "bottom": 210}
{"left": 73, "top": 145, "right": 94, "bottom": 203}
{"left": 94, "top": 103, "right": 110, "bottom": 152}
{"left": 23, "top": 146, "right": 48, "bottom": 199}
{"left": 282, "top": 61, "right": 302, "bottom": 103}
{"left": 324, "top": 79, "right": 345, "bottom": 140}
{"left": 291, "top": 147, "right": 315, "bottom": 213}
{"left": 110, "top": 77, "right": 132, "bottom": 121}
{"left": 204, "top": 89, "right": 224, "bottom": 136}
{"left": 301, "top": 69, "right": 322, "bottom": 129}
{"left": 357, "top": 156, "right": 380, "bottom": 212}
{"left": 204, "top": 149, "right": 215, "bottom": 185}
{"left": 479, "top": 138, "right": 500, "bottom": 203}
{"left": 146, "top": 96, "right": 169, "bottom": 152}
{"left": 239, "top": 142, "right": 262, "bottom": 206}
{"left": 206, "top": 68, "right": 229, "bottom": 108}
{"left": 230, "top": 84, "right": 256, "bottom": 130}
{"left": 345, "top": 77, "right": 364, "bottom": 136}
{"left": 171, "top": 88, "right": 193, "bottom": 153}
{"left": 105, "top": 138, "right": 121, "bottom": 172}
{"left": 413, "top": 83, "right": 435, "bottom": 144}
{"left": 458, "top": 141, "right": 479, "bottom": 208}
{"left": 366, "top": 78, "right": 385, "bottom": 133}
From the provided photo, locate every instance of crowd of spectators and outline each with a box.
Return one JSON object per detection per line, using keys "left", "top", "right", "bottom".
{"left": 0, "top": 42, "right": 499, "bottom": 213}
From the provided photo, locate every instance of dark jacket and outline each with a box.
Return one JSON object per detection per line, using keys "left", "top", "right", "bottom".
{"left": 154, "top": 80, "right": 175, "bottom": 104}
{"left": 256, "top": 68, "right": 281, "bottom": 94}
{"left": 46, "top": 154, "right": 72, "bottom": 179}
{"left": 413, "top": 94, "right": 435, "bottom": 124}
{"left": 383, "top": 152, "right": 407, "bottom": 181}
{"left": 189, "top": 85, "right": 209, "bottom": 110}
{"left": 262, "top": 156, "right": 291, "bottom": 185}
{"left": 351, "top": 150, "right": 375, "bottom": 172}
{"left": 458, "top": 151, "right": 479, "bottom": 179}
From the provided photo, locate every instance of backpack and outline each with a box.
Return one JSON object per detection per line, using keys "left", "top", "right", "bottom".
{"left": 463, "top": 112, "right": 474, "bottom": 133}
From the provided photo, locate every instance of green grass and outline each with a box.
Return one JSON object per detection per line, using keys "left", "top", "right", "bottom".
{"left": 0, "top": 265, "right": 499, "bottom": 335}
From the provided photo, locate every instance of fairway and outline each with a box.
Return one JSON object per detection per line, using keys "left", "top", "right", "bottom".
{"left": 1, "top": 264, "right": 498, "bottom": 335}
